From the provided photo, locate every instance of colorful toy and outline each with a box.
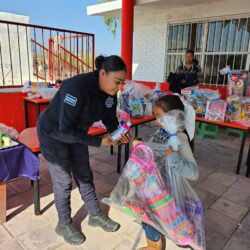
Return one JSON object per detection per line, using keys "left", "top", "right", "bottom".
{"left": 226, "top": 96, "right": 250, "bottom": 124}
{"left": 181, "top": 88, "right": 220, "bottom": 117}
{"left": 111, "top": 142, "right": 195, "bottom": 246}
{"left": 227, "top": 71, "right": 249, "bottom": 97}
{"left": 110, "top": 120, "right": 131, "bottom": 142}
{"left": 205, "top": 100, "right": 227, "bottom": 122}
{"left": 130, "top": 99, "right": 144, "bottom": 118}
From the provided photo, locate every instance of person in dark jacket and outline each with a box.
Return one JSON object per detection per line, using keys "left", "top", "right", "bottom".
{"left": 175, "top": 50, "right": 202, "bottom": 75}
{"left": 169, "top": 50, "right": 202, "bottom": 94}
{"left": 37, "top": 55, "right": 131, "bottom": 245}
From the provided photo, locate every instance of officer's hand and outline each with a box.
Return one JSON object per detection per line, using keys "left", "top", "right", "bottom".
{"left": 118, "top": 133, "right": 132, "bottom": 145}
{"left": 101, "top": 135, "right": 117, "bottom": 146}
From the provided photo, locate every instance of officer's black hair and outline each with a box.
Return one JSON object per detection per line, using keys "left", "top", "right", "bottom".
{"left": 154, "top": 95, "right": 184, "bottom": 113}
{"left": 95, "top": 55, "right": 127, "bottom": 73}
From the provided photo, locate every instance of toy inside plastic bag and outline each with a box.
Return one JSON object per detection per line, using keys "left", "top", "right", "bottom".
{"left": 130, "top": 99, "right": 144, "bottom": 118}
{"left": 22, "top": 81, "right": 58, "bottom": 99}
{"left": 181, "top": 88, "right": 220, "bottom": 117}
{"left": 119, "top": 81, "right": 154, "bottom": 118}
{"left": 0, "top": 123, "right": 18, "bottom": 139}
{"left": 165, "top": 162, "right": 206, "bottom": 250}
{"left": 125, "top": 81, "right": 154, "bottom": 97}
{"left": 108, "top": 142, "right": 195, "bottom": 246}
{"left": 241, "top": 97, "right": 250, "bottom": 122}
{"left": 226, "top": 95, "right": 250, "bottom": 124}
{"left": 117, "top": 108, "right": 131, "bottom": 123}
{"left": 226, "top": 95, "right": 241, "bottom": 122}
{"left": 148, "top": 111, "right": 206, "bottom": 250}
{"left": 220, "top": 67, "right": 250, "bottom": 97}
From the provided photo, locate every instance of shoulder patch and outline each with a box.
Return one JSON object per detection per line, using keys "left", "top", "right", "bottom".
{"left": 64, "top": 94, "right": 77, "bottom": 107}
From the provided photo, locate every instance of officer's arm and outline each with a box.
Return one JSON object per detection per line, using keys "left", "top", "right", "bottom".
{"left": 102, "top": 97, "right": 119, "bottom": 133}
{"left": 58, "top": 85, "right": 102, "bottom": 147}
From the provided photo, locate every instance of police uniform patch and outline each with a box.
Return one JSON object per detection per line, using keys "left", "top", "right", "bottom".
{"left": 64, "top": 94, "right": 77, "bottom": 107}
{"left": 105, "top": 97, "right": 114, "bottom": 108}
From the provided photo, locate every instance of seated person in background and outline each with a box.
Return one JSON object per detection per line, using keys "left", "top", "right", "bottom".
{"left": 169, "top": 50, "right": 202, "bottom": 94}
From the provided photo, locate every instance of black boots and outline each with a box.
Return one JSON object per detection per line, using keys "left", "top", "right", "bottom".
{"left": 55, "top": 222, "right": 85, "bottom": 245}
{"left": 56, "top": 214, "right": 119, "bottom": 245}
{"left": 88, "top": 214, "right": 120, "bottom": 232}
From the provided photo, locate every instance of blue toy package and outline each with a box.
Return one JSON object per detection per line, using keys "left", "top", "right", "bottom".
{"left": 130, "top": 99, "right": 144, "bottom": 118}
{"left": 120, "top": 92, "right": 132, "bottom": 115}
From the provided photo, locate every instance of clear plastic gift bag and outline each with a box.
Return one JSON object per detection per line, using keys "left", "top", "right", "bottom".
{"left": 165, "top": 162, "right": 206, "bottom": 250}
{"left": 107, "top": 142, "right": 195, "bottom": 246}
{"left": 119, "top": 81, "right": 154, "bottom": 118}
{"left": 150, "top": 110, "right": 206, "bottom": 250}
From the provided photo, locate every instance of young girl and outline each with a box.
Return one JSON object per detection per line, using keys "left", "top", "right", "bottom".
{"left": 138, "top": 95, "right": 201, "bottom": 250}
{"left": 109, "top": 95, "right": 204, "bottom": 250}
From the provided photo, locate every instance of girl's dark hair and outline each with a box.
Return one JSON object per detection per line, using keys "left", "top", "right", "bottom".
{"left": 154, "top": 95, "right": 184, "bottom": 113}
{"left": 186, "top": 49, "right": 194, "bottom": 57}
{"left": 95, "top": 55, "right": 127, "bottom": 73}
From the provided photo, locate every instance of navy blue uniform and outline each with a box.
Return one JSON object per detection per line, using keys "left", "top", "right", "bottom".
{"left": 37, "top": 71, "right": 119, "bottom": 225}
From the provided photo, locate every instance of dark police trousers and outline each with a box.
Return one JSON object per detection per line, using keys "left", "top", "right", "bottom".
{"left": 37, "top": 120, "right": 101, "bottom": 225}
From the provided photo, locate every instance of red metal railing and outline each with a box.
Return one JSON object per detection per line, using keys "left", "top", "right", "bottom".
{"left": 0, "top": 19, "right": 95, "bottom": 87}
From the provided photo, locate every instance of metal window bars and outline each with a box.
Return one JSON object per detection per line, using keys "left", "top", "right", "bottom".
{"left": 0, "top": 20, "right": 94, "bottom": 87}
{"left": 165, "top": 16, "right": 250, "bottom": 86}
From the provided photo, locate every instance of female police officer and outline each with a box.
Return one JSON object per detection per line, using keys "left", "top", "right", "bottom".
{"left": 37, "top": 55, "right": 130, "bottom": 245}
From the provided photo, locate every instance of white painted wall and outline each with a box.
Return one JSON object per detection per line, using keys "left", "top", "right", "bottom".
{"left": 0, "top": 12, "right": 32, "bottom": 86}
{"left": 133, "top": 23, "right": 167, "bottom": 82}
{"left": 132, "top": 0, "right": 250, "bottom": 81}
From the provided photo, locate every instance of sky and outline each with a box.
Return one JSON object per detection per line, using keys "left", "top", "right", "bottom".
{"left": 0, "top": 0, "right": 121, "bottom": 55}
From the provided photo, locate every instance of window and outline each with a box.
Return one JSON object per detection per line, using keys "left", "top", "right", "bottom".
{"left": 165, "top": 17, "right": 250, "bottom": 85}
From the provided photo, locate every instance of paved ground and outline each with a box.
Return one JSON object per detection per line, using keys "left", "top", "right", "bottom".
{"left": 0, "top": 124, "right": 249, "bottom": 250}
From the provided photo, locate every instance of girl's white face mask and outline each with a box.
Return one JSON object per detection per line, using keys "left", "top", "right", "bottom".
{"left": 158, "top": 110, "right": 185, "bottom": 135}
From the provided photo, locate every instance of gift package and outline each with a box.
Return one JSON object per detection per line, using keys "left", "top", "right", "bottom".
{"left": 226, "top": 95, "right": 250, "bottom": 125}
{"left": 220, "top": 67, "right": 250, "bottom": 97}
{"left": 22, "top": 81, "right": 59, "bottom": 99}
{"left": 181, "top": 87, "right": 221, "bottom": 117}
{"left": 119, "top": 81, "right": 165, "bottom": 118}
{"left": 227, "top": 70, "right": 250, "bottom": 97}
{"left": 205, "top": 100, "right": 227, "bottom": 122}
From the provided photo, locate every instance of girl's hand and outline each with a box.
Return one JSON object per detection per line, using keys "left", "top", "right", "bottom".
{"left": 155, "top": 119, "right": 162, "bottom": 127}
{"left": 165, "top": 146, "right": 174, "bottom": 156}
{"left": 101, "top": 135, "right": 117, "bottom": 146}
{"left": 119, "top": 133, "right": 132, "bottom": 144}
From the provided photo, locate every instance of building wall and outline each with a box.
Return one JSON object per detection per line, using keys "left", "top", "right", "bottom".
{"left": 133, "top": 23, "right": 167, "bottom": 82}
{"left": 0, "top": 12, "right": 32, "bottom": 86}
{"left": 135, "top": 0, "right": 250, "bottom": 26}
{"left": 132, "top": 0, "right": 250, "bottom": 81}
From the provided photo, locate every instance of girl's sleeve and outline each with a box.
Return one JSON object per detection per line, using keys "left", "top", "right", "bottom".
{"left": 167, "top": 133, "right": 199, "bottom": 180}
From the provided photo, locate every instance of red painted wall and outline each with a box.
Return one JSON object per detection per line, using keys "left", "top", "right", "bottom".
{"left": 0, "top": 91, "right": 48, "bottom": 132}
{"left": 0, "top": 83, "right": 226, "bottom": 133}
